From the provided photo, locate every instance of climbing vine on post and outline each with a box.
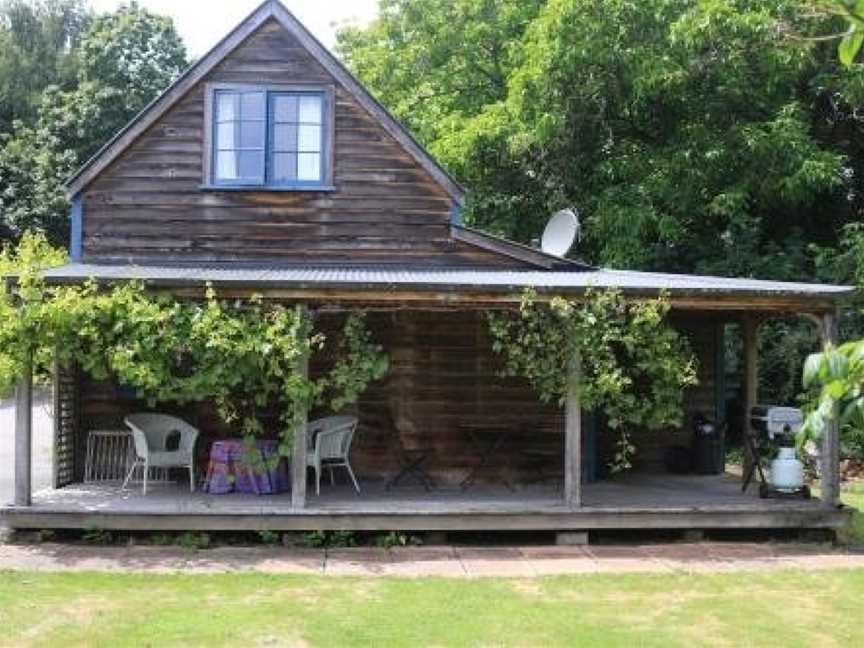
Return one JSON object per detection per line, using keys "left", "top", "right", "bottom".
{"left": 487, "top": 289, "right": 698, "bottom": 472}
{"left": 0, "top": 233, "right": 389, "bottom": 459}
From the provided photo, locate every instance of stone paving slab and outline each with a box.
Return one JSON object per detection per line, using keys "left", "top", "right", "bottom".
{"left": 1, "top": 543, "right": 863, "bottom": 577}
{"left": 458, "top": 548, "right": 538, "bottom": 577}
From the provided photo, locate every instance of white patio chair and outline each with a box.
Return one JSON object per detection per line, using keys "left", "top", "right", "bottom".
{"left": 122, "top": 413, "right": 200, "bottom": 495}
{"left": 306, "top": 416, "right": 360, "bottom": 495}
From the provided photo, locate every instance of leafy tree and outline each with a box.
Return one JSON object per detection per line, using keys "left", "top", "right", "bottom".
{"left": 0, "top": 0, "right": 89, "bottom": 132}
{"left": 0, "top": 120, "right": 76, "bottom": 242}
{"left": 337, "top": 0, "right": 545, "bottom": 148}
{"left": 340, "top": 0, "right": 859, "bottom": 279}
{"left": 74, "top": 1, "right": 188, "bottom": 146}
{"left": 0, "top": 1, "right": 188, "bottom": 244}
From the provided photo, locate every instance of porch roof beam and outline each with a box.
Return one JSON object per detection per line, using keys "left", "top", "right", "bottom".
{"left": 69, "top": 284, "right": 842, "bottom": 314}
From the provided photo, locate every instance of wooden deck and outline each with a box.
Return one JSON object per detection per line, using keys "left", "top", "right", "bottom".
{"left": 1, "top": 474, "right": 850, "bottom": 532}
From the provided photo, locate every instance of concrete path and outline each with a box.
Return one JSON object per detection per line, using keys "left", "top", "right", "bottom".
{"left": 0, "top": 542, "right": 863, "bottom": 577}
{"left": 0, "top": 390, "right": 54, "bottom": 507}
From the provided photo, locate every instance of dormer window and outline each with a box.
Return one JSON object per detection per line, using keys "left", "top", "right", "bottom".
{"left": 205, "top": 83, "right": 334, "bottom": 190}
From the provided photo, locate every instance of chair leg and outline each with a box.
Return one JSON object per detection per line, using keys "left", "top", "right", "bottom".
{"left": 143, "top": 460, "right": 149, "bottom": 496}
{"left": 189, "top": 459, "right": 195, "bottom": 493}
{"left": 121, "top": 460, "right": 138, "bottom": 491}
{"left": 330, "top": 466, "right": 336, "bottom": 486}
{"left": 315, "top": 464, "right": 321, "bottom": 496}
{"left": 345, "top": 462, "right": 361, "bottom": 494}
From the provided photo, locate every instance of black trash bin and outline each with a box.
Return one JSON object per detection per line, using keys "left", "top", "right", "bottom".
{"left": 691, "top": 414, "right": 725, "bottom": 475}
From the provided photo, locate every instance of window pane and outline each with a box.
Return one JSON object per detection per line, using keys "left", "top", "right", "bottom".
{"left": 239, "top": 121, "right": 265, "bottom": 149}
{"left": 298, "top": 95, "right": 322, "bottom": 124}
{"left": 273, "top": 152, "right": 297, "bottom": 182}
{"left": 238, "top": 151, "right": 264, "bottom": 180}
{"left": 216, "top": 122, "right": 235, "bottom": 149}
{"left": 240, "top": 92, "right": 265, "bottom": 120}
{"left": 216, "top": 93, "right": 237, "bottom": 122}
{"left": 273, "top": 124, "right": 297, "bottom": 151}
{"left": 298, "top": 124, "right": 321, "bottom": 153}
{"left": 216, "top": 151, "right": 237, "bottom": 180}
{"left": 273, "top": 95, "right": 298, "bottom": 123}
{"left": 297, "top": 153, "right": 321, "bottom": 181}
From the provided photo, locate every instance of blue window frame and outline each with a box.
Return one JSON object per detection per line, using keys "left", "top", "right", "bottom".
{"left": 210, "top": 88, "right": 328, "bottom": 189}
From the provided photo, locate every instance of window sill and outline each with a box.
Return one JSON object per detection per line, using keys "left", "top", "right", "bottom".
{"left": 199, "top": 184, "right": 337, "bottom": 193}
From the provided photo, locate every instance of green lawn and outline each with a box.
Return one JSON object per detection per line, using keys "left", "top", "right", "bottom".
{"left": 1, "top": 569, "right": 863, "bottom": 647}
{"left": 841, "top": 482, "right": 864, "bottom": 545}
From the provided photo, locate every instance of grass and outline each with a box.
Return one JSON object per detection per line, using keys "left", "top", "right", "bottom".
{"left": 840, "top": 482, "right": 864, "bottom": 545}
{"left": 0, "top": 570, "right": 863, "bottom": 647}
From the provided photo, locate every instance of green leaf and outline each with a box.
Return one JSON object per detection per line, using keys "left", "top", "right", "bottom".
{"left": 839, "top": 28, "right": 864, "bottom": 67}
{"left": 802, "top": 352, "right": 824, "bottom": 388}
{"left": 823, "top": 379, "right": 849, "bottom": 400}
{"left": 824, "top": 349, "right": 850, "bottom": 381}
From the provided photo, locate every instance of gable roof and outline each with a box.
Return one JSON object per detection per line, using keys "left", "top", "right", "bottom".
{"left": 64, "top": 0, "right": 465, "bottom": 202}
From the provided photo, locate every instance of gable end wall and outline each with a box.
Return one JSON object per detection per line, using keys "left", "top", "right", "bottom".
{"left": 81, "top": 20, "right": 521, "bottom": 268}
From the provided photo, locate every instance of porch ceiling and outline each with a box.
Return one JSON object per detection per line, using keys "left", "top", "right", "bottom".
{"left": 34, "top": 263, "right": 854, "bottom": 312}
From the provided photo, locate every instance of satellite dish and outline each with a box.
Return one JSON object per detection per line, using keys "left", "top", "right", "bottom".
{"left": 541, "top": 208, "right": 580, "bottom": 257}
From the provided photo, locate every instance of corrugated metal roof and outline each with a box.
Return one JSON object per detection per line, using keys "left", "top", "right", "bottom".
{"left": 37, "top": 263, "right": 855, "bottom": 299}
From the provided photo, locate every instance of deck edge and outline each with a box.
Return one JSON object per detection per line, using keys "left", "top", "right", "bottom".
{"left": 1, "top": 506, "right": 852, "bottom": 532}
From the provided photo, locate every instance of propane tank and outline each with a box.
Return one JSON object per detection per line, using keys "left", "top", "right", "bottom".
{"left": 770, "top": 447, "right": 804, "bottom": 492}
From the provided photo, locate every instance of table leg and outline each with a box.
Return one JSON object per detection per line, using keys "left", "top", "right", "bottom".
{"left": 460, "top": 433, "right": 515, "bottom": 492}
{"left": 386, "top": 453, "right": 434, "bottom": 491}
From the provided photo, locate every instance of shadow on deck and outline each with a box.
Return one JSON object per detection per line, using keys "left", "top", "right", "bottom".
{"left": 1, "top": 473, "right": 850, "bottom": 532}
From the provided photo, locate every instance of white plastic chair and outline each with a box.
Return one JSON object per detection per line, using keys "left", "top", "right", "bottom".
{"left": 122, "top": 413, "right": 200, "bottom": 495}
{"left": 306, "top": 416, "right": 360, "bottom": 495}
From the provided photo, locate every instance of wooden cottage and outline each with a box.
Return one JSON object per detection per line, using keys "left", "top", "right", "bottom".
{"left": 2, "top": 1, "right": 854, "bottom": 537}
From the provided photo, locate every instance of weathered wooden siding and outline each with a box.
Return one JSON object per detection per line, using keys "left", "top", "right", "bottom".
{"left": 623, "top": 315, "right": 720, "bottom": 472}
{"left": 81, "top": 20, "right": 518, "bottom": 268}
{"left": 69, "top": 309, "right": 720, "bottom": 487}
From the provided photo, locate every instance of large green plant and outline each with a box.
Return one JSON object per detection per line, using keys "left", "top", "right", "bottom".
{"left": 488, "top": 289, "right": 698, "bottom": 471}
{"left": 801, "top": 338, "right": 864, "bottom": 457}
{"left": 0, "top": 234, "right": 389, "bottom": 453}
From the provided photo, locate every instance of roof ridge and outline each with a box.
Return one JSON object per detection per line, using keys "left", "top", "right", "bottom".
{"left": 64, "top": 0, "right": 465, "bottom": 202}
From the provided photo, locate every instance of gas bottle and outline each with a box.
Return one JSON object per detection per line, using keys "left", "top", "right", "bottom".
{"left": 770, "top": 447, "right": 804, "bottom": 491}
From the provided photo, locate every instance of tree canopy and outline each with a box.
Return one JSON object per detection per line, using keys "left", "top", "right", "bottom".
{"left": 338, "top": 0, "right": 864, "bottom": 281}
{"left": 0, "top": 0, "right": 188, "bottom": 243}
{"left": 0, "top": 0, "right": 89, "bottom": 132}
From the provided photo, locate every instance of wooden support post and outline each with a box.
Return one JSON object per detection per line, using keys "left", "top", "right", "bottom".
{"left": 819, "top": 311, "right": 841, "bottom": 509}
{"left": 742, "top": 316, "right": 759, "bottom": 482}
{"left": 51, "top": 356, "right": 61, "bottom": 490}
{"left": 564, "top": 352, "right": 582, "bottom": 508}
{"left": 291, "top": 308, "right": 310, "bottom": 511}
{"left": 14, "top": 358, "right": 33, "bottom": 507}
